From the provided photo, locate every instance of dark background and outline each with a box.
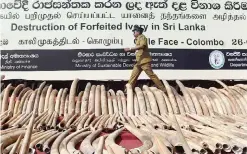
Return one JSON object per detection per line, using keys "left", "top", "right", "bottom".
{"left": 1, "top": 49, "right": 247, "bottom": 71}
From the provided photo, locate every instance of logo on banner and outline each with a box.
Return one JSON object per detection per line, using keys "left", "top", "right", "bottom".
{"left": 78, "top": 52, "right": 83, "bottom": 57}
{"left": 209, "top": 50, "right": 225, "bottom": 69}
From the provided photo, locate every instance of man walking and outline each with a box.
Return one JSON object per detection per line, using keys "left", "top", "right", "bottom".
{"left": 124, "top": 25, "right": 166, "bottom": 92}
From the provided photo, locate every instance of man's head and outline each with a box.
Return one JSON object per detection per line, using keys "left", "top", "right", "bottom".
{"left": 132, "top": 25, "right": 144, "bottom": 38}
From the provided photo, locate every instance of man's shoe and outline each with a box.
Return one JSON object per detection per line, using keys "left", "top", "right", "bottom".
{"left": 124, "top": 88, "right": 127, "bottom": 94}
{"left": 160, "top": 87, "right": 167, "bottom": 94}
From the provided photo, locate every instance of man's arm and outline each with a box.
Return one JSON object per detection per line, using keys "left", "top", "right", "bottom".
{"left": 130, "top": 44, "right": 145, "bottom": 51}
{"left": 124, "top": 36, "right": 147, "bottom": 52}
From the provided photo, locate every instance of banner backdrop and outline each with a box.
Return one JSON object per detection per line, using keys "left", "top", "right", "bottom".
{"left": 1, "top": 0, "right": 247, "bottom": 80}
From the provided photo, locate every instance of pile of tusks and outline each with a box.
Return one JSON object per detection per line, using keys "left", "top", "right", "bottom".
{"left": 1, "top": 79, "right": 247, "bottom": 154}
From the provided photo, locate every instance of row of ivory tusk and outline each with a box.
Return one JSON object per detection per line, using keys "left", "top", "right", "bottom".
{"left": 1, "top": 79, "right": 247, "bottom": 117}
{"left": 1, "top": 111, "right": 247, "bottom": 154}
